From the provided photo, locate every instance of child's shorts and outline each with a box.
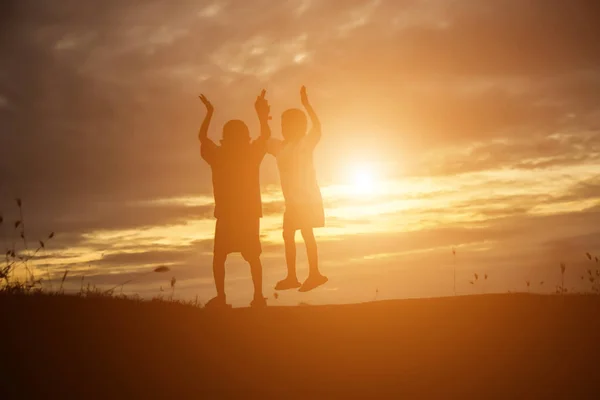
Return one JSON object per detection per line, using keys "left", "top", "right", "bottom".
{"left": 214, "top": 217, "right": 262, "bottom": 261}
{"left": 283, "top": 202, "right": 325, "bottom": 231}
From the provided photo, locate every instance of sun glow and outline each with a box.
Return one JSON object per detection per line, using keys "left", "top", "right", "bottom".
{"left": 348, "top": 163, "right": 378, "bottom": 194}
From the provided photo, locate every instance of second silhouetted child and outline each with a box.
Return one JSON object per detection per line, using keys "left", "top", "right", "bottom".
{"left": 268, "top": 86, "right": 328, "bottom": 292}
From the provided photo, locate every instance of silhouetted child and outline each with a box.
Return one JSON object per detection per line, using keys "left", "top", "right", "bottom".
{"left": 198, "top": 91, "right": 271, "bottom": 308}
{"left": 268, "top": 86, "right": 328, "bottom": 292}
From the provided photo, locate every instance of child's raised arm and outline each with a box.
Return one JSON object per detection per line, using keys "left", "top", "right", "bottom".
{"left": 198, "top": 94, "right": 217, "bottom": 164}
{"left": 254, "top": 89, "right": 271, "bottom": 141}
{"left": 301, "top": 86, "right": 321, "bottom": 145}
{"left": 198, "top": 94, "right": 214, "bottom": 143}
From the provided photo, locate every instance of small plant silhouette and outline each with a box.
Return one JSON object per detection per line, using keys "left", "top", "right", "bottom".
{"left": 452, "top": 248, "right": 456, "bottom": 296}
{"left": 59, "top": 270, "right": 69, "bottom": 293}
{"left": 468, "top": 272, "right": 486, "bottom": 294}
{"left": 559, "top": 262, "right": 566, "bottom": 295}
{"left": 170, "top": 276, "right": 177, "bottom": 300}
{"left": 1, "top": 199, "right": 56, "bottom": 291}
{"left": 584, "top": 252, "right": 600, "bottom": 294}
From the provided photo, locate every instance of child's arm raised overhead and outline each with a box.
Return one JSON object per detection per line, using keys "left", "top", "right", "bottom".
{"left": 301, "top": 85, "right": 321, "bottom": 146}
{"left": 198, "top": 94, "right": 214, "bottom": 142}
{"left": 254, "top": 89, "right": 271, "bottom": 141}
{"left": 255, "top": 89, "right": 283, "bottom": 157}
{"left": 198, "top": 94, "right": 217, "bottom": 164}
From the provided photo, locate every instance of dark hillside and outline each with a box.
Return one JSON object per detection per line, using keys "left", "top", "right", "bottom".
{"left": 2, "top": 294, "right": 600, "bottom": 399}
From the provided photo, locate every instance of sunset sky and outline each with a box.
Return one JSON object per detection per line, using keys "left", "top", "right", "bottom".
{"left": 1, "top": 0, "right": 599, "bottom": 306}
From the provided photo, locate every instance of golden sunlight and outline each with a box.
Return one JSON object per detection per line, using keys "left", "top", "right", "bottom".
{"left": 348, "top": 162, "right": 379, "bottom": 194}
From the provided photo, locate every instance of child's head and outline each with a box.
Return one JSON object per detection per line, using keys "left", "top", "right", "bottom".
{"left": 221, "top": 119, "right": 250, "bottom": 146}
{"left": 281, "top": 108, "right": 307, "bottom": 142}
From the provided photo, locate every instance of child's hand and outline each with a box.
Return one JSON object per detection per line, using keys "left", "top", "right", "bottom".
{"left": 300, "top": 85, "right": 310, "bottom": 108}
{"left": 199, "top": 94, "right": 214, "bottom": 113}
{"left": 255, "top": 89, "right": 271, "bottom": 121}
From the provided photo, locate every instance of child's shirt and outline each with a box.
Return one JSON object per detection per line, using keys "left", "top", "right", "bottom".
{"left": 268, "top": 136, "right": 322, "bottom": 206}
{"left": 201, "top": 138, "right": 266, "bottom": 221}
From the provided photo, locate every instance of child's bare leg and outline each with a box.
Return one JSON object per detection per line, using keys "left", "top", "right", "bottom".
{"left": 301, "top": 228, "right": 319, "bottom": 276}
{"left": 275, "top": 229, "right": 301, "bottom": 290}
{"left": 283, "top": 228, "right": 298, "bottom": 279}
{"left": 298, "top": 228, "right": 328, "bottom": 292}
{"left": 206, "top": 251, "right": 228, "bottom": 307}
{"left": 247, "top": 256, "right": 264, "bottom": 300}
{"left": 213, "top": 252, "right": 227, "bottom": 298}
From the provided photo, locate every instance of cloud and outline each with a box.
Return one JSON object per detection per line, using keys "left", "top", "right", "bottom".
{"left": 416, "top": 131, "right": 600, "bottom": 176}
{"left": 96, "top": 249, "right": 193, "bottom": 267}
{"left": 3, "top": 0, "right": 600, "bottom": 204}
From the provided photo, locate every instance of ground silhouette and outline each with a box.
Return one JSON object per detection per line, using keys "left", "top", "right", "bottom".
{"left": 2, "top": 293, "right": 600, "bottom": 399}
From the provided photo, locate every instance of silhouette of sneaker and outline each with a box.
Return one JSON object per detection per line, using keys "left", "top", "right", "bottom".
{"left": 298, "top": 274, "right": 328, "bottom": 292}
{"left": 250, "top": 297, "right": 267, "bottom": 308}
{"left": 205, "top": 295, "right": 230, "bottom": 309}
{"left": 275, "top": 277, "right": 301, "bottom": 291}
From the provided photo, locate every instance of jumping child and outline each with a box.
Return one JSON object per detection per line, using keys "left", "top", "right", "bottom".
{"left": 198, "top": 90, "right": 271, "bottom": 307}
{"left": 268, "top": 86, "right": 328, "bottom": 292}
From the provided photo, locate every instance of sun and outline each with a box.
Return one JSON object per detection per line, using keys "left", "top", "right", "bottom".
{"left": 349, "top": 163, "right": 377, "bottom": 194}
{"left": 354, "top": 169, "right": 374, "bottom": 191}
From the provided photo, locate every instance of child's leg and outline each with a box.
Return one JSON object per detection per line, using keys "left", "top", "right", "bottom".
{"left": 283, "top": 228, "right": 298, "bottom": 280}
{"left": 275, "top": 228, "right": 301, "bottom": 290}
{"left": 213, "top": 251, "right": 227, "bottom": 298}
{"left": 205, "top": 251, "right": 229, "bottom": 307}
{"left": 298, "top": 228, "right": 327, "bottom": 292}
{"left": 246, "top": 256, "right": 264, "bottom": 300}
{"left": 301, "top": 228, "right": 320, "bottom": 276}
